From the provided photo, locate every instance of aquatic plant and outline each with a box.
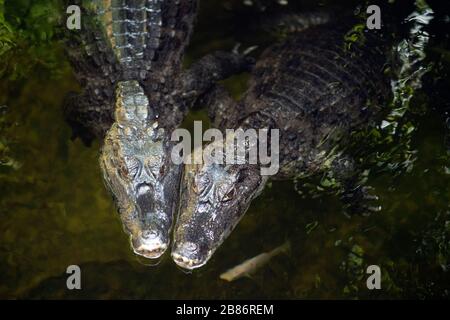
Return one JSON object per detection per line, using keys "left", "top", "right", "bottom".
{"left": 0, "top": 0, "right": 64, "bottom": 80}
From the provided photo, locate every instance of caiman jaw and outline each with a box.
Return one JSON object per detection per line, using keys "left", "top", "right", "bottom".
{"left": 100, "top": 80, "right": 181, "bottom": 260}
{"left": 171, "top": 243, "right": 207, "bottom": 270}
{"left": 132, "top": 230, "right": 168, "bottom": 259}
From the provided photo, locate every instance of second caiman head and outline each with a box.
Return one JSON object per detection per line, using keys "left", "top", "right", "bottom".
{"left": 171, "top": 132, "right": 269, "bottom": 269}
{"left": 100, "top": 81, "right": 182, "bottom": 259}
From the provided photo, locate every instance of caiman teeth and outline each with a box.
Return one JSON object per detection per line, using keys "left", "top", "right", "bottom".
{"left": 171, "top": 252, "right": 202, "bottom": 270}
{"left": 133, "top": 243, "right": 168, "bottom": 259}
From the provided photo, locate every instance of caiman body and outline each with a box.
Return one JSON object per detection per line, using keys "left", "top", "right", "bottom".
{"left": 172, "top": 20, "right": 393, "bottom": 269}
{"left": 65, "top": 0, "right": 197, "bottom": 140}
{"left": 64, "top": 0, "right": 252, "bottom": 259}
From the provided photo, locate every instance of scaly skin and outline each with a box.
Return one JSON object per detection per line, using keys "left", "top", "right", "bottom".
{"left": 172, "top": 20, "right": 393, "bottom": 269}
{"left": 64, "top": 0, "right": 253, "bottom": 259}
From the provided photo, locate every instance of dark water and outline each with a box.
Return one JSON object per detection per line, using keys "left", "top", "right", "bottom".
{"left": 0, "top": 0, "right": 449, "bottom": 299}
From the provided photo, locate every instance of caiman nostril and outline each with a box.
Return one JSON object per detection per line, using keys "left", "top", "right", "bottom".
{"left": 142, "top": 229, "right": 159, "bottom": 240}
{"left": 181, "top": 242, "right": 198, "bottom": 253}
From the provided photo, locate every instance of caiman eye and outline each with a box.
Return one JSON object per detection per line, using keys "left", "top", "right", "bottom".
{"left": 237, "top": 170, "right": 246, "bottom": 183}
{"left": 117, "top": 162, "right": 129, "bottom": 180}
{"left": 222, "top": 187, "right": 235, "bottom": 202}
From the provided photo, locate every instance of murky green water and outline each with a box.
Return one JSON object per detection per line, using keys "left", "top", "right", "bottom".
{"left": 0, "top": 0, "right": 449, "bottom": 299}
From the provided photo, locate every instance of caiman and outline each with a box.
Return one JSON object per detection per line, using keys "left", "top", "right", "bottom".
{"left": 171, "top": 18, "right": 396, "bottom": 269}
{"left": 63, "top": 0, "right": 253, "bottom": 259}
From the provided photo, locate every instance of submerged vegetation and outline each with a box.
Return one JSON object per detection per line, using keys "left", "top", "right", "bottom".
{"left": 0, "top": 0, "right": 449, "bottom": 299}
{"left": 0, "top": 0, "right": 64, "bottom": 80}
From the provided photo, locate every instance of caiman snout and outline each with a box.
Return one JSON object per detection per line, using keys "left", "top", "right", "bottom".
{"left": 131, "top": 184, "right": 172, "bottom": 258}
{"left": 171, "top": 241, "right": 206, "bottom": 269}
{"left": 136, "top": 183, "right": 155, "bottom": 213}
{"left": 132, "top": 229, "right": 168, "bottom": 259}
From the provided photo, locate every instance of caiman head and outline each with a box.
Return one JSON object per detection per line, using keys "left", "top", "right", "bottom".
{"left": 100, "top": 81, "right": 181, "bottom": 259}
{"left": 171, "top": 134, "right": 268, "bottom": 269}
